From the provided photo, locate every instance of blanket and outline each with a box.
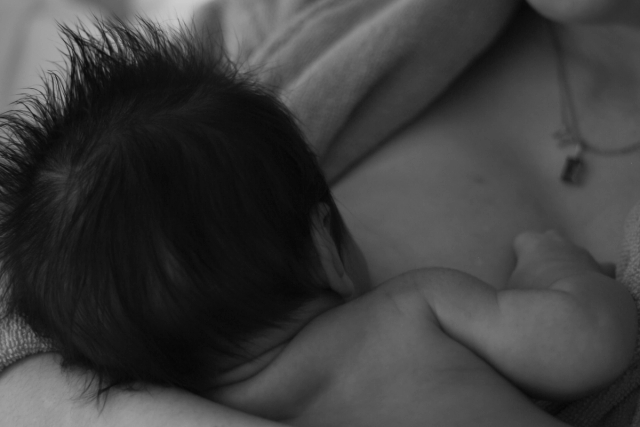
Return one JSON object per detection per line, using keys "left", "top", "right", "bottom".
{"left": 194, "top": 0, "right": 517, "bottom": 183}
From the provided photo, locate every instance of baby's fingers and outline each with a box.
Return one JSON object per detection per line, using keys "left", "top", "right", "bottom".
{"left": 512, "top": 230, "right": 603, "bottom": 277}
{"left": 513, "top": 230, "right": 565, "bottom": 256}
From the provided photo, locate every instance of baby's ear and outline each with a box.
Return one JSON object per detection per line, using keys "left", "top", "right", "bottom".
{"left": 311, "top": 204, "right": 356, "bottom": 300}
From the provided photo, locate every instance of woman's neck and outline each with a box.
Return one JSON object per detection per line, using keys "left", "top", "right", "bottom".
{"left": 551, "top": 21, "right": 640, "bottom": 148}
{"left": 560, "top": 23, "right": 640, "bottom": 83}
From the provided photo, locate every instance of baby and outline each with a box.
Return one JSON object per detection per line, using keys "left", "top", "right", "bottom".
{"left": 0, "top": 19, "right": 635, "bottom": 427}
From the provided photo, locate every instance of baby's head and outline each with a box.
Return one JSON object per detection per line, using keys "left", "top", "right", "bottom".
{"left": 0, "top": 19, "right": 351, "bottom": 396}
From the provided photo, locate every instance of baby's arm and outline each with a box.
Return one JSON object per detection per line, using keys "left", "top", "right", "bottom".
{"left": 414, "top": 231, "right": 637, "bottom": 400}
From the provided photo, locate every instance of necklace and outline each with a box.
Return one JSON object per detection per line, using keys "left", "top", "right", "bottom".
{"left": 549, "top": 24, "right": 640, "bottom": 185}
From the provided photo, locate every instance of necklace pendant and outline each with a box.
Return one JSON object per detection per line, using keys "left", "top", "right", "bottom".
{"left": 561, "top": 155, "right": 585, "bottom": 185}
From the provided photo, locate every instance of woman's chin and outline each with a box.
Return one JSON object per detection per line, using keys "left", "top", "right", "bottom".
{"left": 526, "top": 0, "right": 640, "bottom": 25}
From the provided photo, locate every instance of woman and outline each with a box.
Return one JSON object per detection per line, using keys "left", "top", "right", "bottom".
{"left": 2, "top": 0, "right": 640, "bottom": 425}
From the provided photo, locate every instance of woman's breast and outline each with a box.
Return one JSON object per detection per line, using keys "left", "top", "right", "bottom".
{"left": 332, "top": 92, "right": 640, "bottom": 290}
{"left": 332, "top": 123, "right": 547, "bottom": 288}
{"left": 332, "top": 13, "right": 640, "bottom": 289}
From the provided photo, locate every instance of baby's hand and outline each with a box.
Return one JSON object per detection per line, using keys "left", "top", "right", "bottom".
{"left": 486, "top": 230, "right": 636, "bottom": 399}
{"left": 507, "top": 230, "right": 606, "bottom": 290}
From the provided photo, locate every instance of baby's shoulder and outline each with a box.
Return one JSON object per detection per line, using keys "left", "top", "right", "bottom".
{"left": 212, "top": 268, "right": 494, "bottom": 423}
{"left": 326, "top": 267, "right": 479, "bottom": 345}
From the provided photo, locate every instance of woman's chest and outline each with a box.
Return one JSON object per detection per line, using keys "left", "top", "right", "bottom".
{"left": 333, "top": 15, "right": 640, "bottom": 289}
{"left": 334, "top": 125, "right": 640, "bottom": 289}
{"left": 334, "top": 71, "right": 640, "bottom": 289}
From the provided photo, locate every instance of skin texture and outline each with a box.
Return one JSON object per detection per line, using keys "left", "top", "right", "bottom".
{"left": 0, "top": 355, "right": 287, "bottom": 427}
{"left": 205, "top": 230, "right": 635, "bottom": 426}
{"left": 333, "top": 6, "right": 640, "bottom": 288}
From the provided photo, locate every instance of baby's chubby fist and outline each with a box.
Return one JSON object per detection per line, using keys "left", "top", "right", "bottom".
{"left": 508, "top": 230, "right": 605, "bottom": 290}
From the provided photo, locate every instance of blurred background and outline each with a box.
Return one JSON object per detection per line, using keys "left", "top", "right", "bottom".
{"left": 0, "top": 0, "right": 210, "bottom": 111}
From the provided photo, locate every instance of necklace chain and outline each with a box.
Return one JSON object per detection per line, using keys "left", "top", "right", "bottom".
{"left": 549, "top": 23, "right": 640, "bottom": 184}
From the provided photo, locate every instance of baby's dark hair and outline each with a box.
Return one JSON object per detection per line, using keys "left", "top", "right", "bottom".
{"left": 0, "top": 18, "right": 345, "bottom": 396}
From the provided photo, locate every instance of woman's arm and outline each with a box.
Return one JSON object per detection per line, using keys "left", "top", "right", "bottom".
{"left": 412, "top": 231, "right": 637, "bottom": 400}
{"left": 0, "top": 354, "right": 288, "bottom": 427}
{"left": 195, "top": 0, "right": 522, "bottom": 183}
